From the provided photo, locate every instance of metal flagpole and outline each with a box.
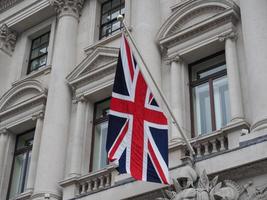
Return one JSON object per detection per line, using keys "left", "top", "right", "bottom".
{"left": 117, "top": 15, "right": 196, "bottom": 156}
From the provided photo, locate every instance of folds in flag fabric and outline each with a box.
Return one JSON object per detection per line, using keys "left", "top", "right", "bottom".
{"left": 106, "top": 35, "right": 169, "bottom": 184}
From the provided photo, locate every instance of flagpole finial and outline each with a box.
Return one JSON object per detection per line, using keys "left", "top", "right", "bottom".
{"left": 117, "top": 14, "right": 124, "bottom": 22}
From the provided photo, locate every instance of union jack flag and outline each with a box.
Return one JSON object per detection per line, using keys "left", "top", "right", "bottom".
{"left": 106, "top": 35, "right": 169, "bottom": 184}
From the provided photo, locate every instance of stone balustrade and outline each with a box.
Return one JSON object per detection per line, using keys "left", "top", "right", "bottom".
{"left": 191, "top": 133, "right": 229, "bottom": 159}
{"left": 0, "top": 0, "right": 24, "bottom": 13}
{"left": 76, "top": 165, "right": 116, "bottom": 196}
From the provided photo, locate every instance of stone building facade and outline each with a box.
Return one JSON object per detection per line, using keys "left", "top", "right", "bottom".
{"left": 0, "top": 0, "right": 267, "bottom": 200}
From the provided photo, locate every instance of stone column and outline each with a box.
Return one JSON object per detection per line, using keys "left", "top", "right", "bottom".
{"left": 26, "top": 112, "right": 44, "bottom": 192}
{"left": 240, "top": 0, "right": 267, "bottom": 131}
{"left": 169, "top": 56, "right": 184, "bottom": 140}
{"left": 33, "top": 1, "right": 84, "bottom": 199}
{"left": 68, "top": 95, "right": 86, "bottom": 177}
{"left": 219, "top": 31, "right": 244, "bottom": 122}
{"left": 131, "top": 0, "right": 162, "bottom": 85}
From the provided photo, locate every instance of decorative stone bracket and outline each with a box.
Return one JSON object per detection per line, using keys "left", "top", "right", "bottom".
{"left": 0, "top": 24, "right": 17, "bottom": 56}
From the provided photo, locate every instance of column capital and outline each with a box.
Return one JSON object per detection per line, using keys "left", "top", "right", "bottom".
{"left": 0, "top": 127, "right": 9, "bottom": 135}
{"left": 0, "top": 24, "right": 17, "bottom": 56}
{"left": 50, "top": 0, "right": 84, "bottom": 19}
{"left": 165, "top": 55, "right": 183, "bottom": 65}
{"left": 218, "top": 31, "right": 238, "bottom": 42}
{"left": 32, "top": 112, "right": 44, "bottom": 121}
{"left": 73, "top": 94, "right": 87, "bottom": 104}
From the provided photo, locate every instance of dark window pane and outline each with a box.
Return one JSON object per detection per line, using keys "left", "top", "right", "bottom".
{"left": 102, "top": 1, "right": 111, "bottom": 13}
{"left": 30, "top": 49, "right": 39, "bottom": 59}
{"left": 121, "top": 6, "right": 125, "bottom": 15}
{"left": 30, "top": 60, "right": 39, "bottom": 71}
{"left": 112, "top": 0, "right": 121, "bottom": 9}
{"left": 32, "top": 38, "right": 40, "bottom": 49}
{"left": 16, "top": 131, "right": 34, "bottom": 150}
{"left": 41, "top": 33, "right": 49, "bottom": 44}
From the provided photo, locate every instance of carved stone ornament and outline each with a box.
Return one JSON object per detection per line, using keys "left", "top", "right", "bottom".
{"left": 0, "top": 24, "right": 17, "bottom": 56}
{"left": 156, "top": 166, "right": 267, "bottom": 200}
{"left": 50, "top": 0, "right": 84, "bottom": 18}
{"left": 218, "top": 31, "right": 238, "bottom": 42}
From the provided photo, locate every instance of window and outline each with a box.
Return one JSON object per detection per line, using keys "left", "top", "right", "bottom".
{"left": 28, "top": 32, "right": 50, "bottom": 74}
{"left": 8, "top": 131, "right": 34, "bottom": 199}
{"left": 190, "top": 52, "right": 230, "bottom": 136}
{"left": 91, "top": 99, "right": 110, "bottom": 171}
{"left": 99, "top": 0, "right": 125, "bottom": 39}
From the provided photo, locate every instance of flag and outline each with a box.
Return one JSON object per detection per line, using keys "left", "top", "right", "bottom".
{"left": 106, "top": 35, "right": 169, "bottom": 184}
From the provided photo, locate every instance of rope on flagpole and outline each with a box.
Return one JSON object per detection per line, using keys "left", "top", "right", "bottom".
{"left": 117, "top": 15, "right": 196, "bottom": 156}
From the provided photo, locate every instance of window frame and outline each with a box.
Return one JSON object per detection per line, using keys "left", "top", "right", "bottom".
{"left": 7, "top": 130, "right": 35, "bottom": 200}
{"left": 99, "top": 0, "right": 125, "bottom": 40}
{"left": 27, "top": 32, "right": 50, "bottom": 74}
{"left": 89, "top": 97, "right": 111, "bottom": 172}
{"left": 189, "top": 51, "right": 227, "bottom": 137}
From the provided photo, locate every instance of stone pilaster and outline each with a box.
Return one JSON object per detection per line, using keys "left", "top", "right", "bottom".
{"left": 26, "top": 112, "right": 44, "bottom": 192}
{"left": 0, "top": 24, "right": 17, "bottom": 56}
{"left": 33, "top": 1, "right": 84, "bottom": 199}
{"left": 68, "top": 95, "right": 86, "bottom": 177}
{"left": 219, "top": 31, "right": 244, "bottom": 122}
{"left": 239, "top": 0, "right": 267, "bottom": 132}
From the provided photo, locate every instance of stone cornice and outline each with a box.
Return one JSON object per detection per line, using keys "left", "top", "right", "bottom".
{"left": 50, "top": 0, "right": 84, "bottom": 19}
{"left": 0, "top": 23, "right": 17, "bottom": 56}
